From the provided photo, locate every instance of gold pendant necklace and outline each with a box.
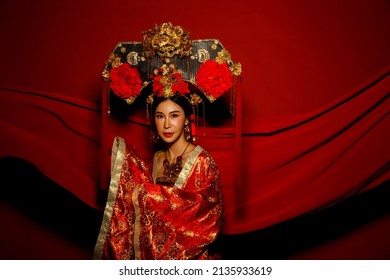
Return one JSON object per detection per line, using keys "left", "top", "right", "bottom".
{"left": 161, "top": 142, "right": 190, "bottom": 183}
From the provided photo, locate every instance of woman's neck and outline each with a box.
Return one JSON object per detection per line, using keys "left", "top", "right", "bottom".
{"left": 166, "top": 139, "right": 190, "bottom": 162}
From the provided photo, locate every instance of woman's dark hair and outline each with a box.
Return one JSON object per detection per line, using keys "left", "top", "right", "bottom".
{"left": 152, "top": 94, "right": 193, "bottom": 118}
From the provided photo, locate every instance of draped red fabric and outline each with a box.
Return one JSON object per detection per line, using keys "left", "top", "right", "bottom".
{"left": 223, "top": 67, "right": 390, "bottom": 233}
{"left": 1, "top": 1, "right": 390, "bottom": 244}
{"left": 1, "top": 66, "right": 389, "bottom": 235}
{"left": 0, "top": 87, "right": 102, "bottom": 208}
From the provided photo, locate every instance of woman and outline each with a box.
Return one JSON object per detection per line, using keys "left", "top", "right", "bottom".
{"left": 93, "top": 94, "right": 224, "bottom": 260}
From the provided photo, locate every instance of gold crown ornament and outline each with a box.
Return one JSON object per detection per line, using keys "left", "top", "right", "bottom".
{"left": 102, "top": 22, "right": 242, "bottom": 107}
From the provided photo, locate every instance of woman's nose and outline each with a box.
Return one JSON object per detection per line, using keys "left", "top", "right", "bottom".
{"left": 164, "top": 118, "right": 171, "bottom": 128}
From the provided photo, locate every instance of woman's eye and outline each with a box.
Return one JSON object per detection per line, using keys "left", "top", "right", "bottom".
{"left": 171, "top": 114, "right": 179, "bottom": 118}
{"left": 156, "top": 115, "right": 163, "bottom": 119}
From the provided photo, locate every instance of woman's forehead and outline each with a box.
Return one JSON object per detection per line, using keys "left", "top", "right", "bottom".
{"left": 155, "top": 99, "right": 184, "bottom": 113}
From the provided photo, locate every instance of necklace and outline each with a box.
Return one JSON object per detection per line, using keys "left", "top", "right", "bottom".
{"left": 157, "top": 142, "right": 190, "bottom": 185}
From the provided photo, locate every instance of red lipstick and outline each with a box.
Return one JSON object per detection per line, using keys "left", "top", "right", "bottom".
{"left": 163, "top": 133, "right": 174, "bottom": 138}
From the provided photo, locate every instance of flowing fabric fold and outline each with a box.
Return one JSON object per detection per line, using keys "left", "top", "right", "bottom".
{"left": 222, "top": 69, "right": 390, "bottom": 233}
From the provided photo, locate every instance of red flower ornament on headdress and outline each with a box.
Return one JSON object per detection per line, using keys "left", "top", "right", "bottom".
{"left": 195, "top": 59, "right": 233, "bottom": 102}
{"left": 109, "top": 63, "right": 143, "bottom": 104}
{"left": 152, "top": 64, "right": 190, "bottom": 99}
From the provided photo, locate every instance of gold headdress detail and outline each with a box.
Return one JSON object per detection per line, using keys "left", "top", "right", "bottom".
{"left": 102, "top": 22, "right": 242, "bottom": 108}
{"left": 142, "top": 22, "right": 192, "bottom": 61}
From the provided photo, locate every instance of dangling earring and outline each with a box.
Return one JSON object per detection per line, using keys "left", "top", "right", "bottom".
{"left": 184, "top": 120, "right": 191, "bottom": 141}
{"left": 151, "top": 132, "right": 159, "bottom": 143}
{"left": 190, "top": 113, "right": 197, "bottom": 143}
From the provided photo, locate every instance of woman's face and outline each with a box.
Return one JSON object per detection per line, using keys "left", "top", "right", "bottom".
{"left": 155, "top": 99, "right": 187, "bottom": 144}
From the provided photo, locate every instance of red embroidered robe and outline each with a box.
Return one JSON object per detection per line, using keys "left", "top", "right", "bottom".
{"left": 93, "top": 136, "right": 224, "bottom": 260}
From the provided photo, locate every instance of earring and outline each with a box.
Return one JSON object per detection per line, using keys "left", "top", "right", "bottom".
{"left": 151, "top": 132, "right": 159, "bottom": 143}
{"left": 184, "top": 122, "right": 191, "bottom": 141}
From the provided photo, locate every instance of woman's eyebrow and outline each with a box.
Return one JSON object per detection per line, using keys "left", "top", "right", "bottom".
{"left": 155, "top": 110, "right": 181, "bottom": 115}
{"left": 169, "top": 110, "right": 181, "bottom": 114}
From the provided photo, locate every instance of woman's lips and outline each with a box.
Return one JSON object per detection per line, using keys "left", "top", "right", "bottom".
{"left": 163, "top": 133, "right": 174, "bottom": 138}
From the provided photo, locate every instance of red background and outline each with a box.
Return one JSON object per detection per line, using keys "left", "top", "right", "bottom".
{"left": 0, "top": 0, "right": 389, "bottom": 259}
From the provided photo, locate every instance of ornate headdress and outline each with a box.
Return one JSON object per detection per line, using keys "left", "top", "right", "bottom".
{"left": 102, "top": 22, "right": 242, "bottom": 141}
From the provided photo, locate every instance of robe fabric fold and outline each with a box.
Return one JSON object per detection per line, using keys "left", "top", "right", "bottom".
{"left": 93, "top": 136, "right": 224, "bottom": 260}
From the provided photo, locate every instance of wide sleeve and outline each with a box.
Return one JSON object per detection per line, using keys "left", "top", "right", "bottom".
{"left": 93, "top": 136, "right": 152, "bottom": 260}
{"left": 133, "top": 151, "right": 224, "bottom": 259}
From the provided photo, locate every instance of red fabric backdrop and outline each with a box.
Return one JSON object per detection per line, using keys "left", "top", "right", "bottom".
{"left": 1, "top": 0, "right": 389, "bottom": 235}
